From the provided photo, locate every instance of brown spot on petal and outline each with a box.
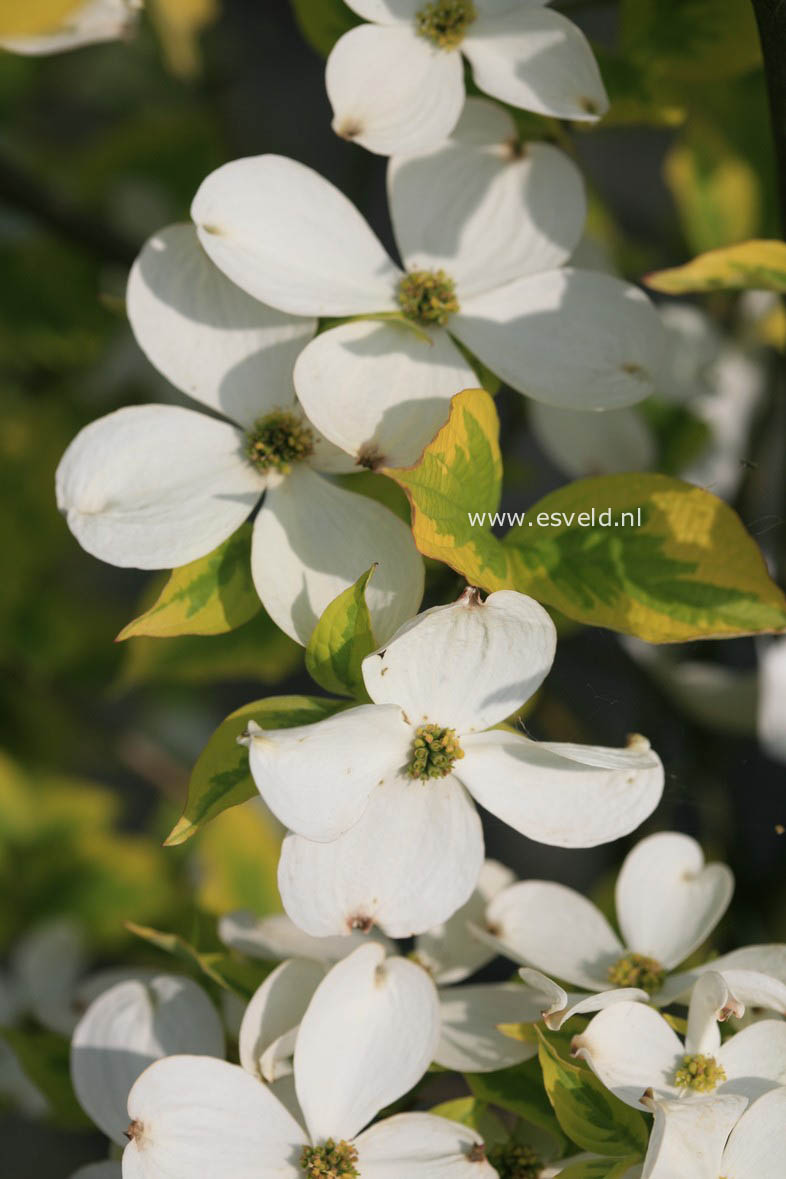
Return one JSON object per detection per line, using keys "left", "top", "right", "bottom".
{"left": 621, "top": 361, "right": 647, "bottom": 379}
{"left": 467, "top": 1142, "right": 487, "bottom": 1163}
{"left": 335, "top": 118, "right": 363, "bottom": 141}
{"left": 348, "top": 913, "right": 374, "bottom": 933}
{"left": 503, "top": 136, "right": 526, "bottom": 162}
{"left": 125, "top": 1120, "right": 143, "bottom": 1142}
{"left": 579, "top": 96, "right": 599, "bottom": 115}
{"left": 357, "top": 442, "right": 385, "bottom": 470}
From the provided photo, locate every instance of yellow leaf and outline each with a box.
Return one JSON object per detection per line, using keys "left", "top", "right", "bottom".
{"left": 646, "top": 240, "right": 786, "bottom": 295}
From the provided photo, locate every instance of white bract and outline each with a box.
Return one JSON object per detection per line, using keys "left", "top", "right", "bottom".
{"left": 221, "top": 861, "right": 536, "bottom": 1074}
{"left": 55, "top": 224, "right": 424, "bottom": 646}
{"left": 191, "top": 102, "right": 664, "bottom": 451}
{"left": 70, "top": 973, "right": 225, "bottom": 1144}
{"left": 573, "top": 970, "right": 786, "bottom": 1108}
{"left": 239, "top": 588, "right": 664, "bottom": 939}
{"left": 122, "top": 943, "right": 496, "bottom": 1179}
{"left": 637, "top": 1087, "right": 786, "bottom": 1179}
{"left": 474, "top": 832, "right": 737, "bottom": 1006}
{"left": 326, "top": 0, "right": 609, "bottom": 156}
{"left": 0, "top": 0, "right": 140, "bottom": 55}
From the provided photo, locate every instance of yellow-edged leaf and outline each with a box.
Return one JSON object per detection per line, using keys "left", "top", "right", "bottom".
{"left": 384, "top": 387, "right": 517, "bottom": 587}
{"left": 646, "top": 240, "right": 786, "bottom": 294}
{"left": 165, "top": 694, "right": 349, "bottom": 846}
{"left": 511, "top": 475, "right": 786, "bottom": 642}
{"left": 536, "top": 1026, "right": 649, "bottom": 1158}
{"left": 387, "top": 389, "right": 786, "bottom": 642}
{"left": 117, "top": 524, "right": 260, "bottom": 640}
{"left": 305, "top": 565, "right": 377, "bottom": 698}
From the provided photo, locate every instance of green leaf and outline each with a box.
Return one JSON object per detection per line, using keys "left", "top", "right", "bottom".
{"left": 125, "top": 921, "right": 270, "bottom": 1000}
{"left": 117, "top": 525, "right": 260, "bottom": 640}
{"left": 536, "top": 1027, "right": 649, "bottom": 1159}
{"left": 645, "top": 239, "right": 786, "bottom": 294}
{"left": 2, "top": 1027, "right": 89, "bottom": 1129}
{"left": 387, "top": 391, "right": 786, "bottom": 642}
{"left": 465, "top": 1057, "right": 568, "bottom": 1150}
{"left": 556, "top": 1158, "right": 643, "bottom": 1179}
{"left": 305, "top": 565, "right": 377, "bottom": 698}
{"left": 288, "top": 0, "right": 360, "bottom": 56}
{"left": 165, "top": 695, "right": 349, "bottom": 846}
{"left": 429, "top": 1097, "right": 507, "bottom": 1146}
{"left": 620, "top": 0, "right": 761, "bottom": 83}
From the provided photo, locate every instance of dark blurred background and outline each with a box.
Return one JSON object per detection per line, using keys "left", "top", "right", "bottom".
{"left": 1, "top": 0, "right": 784, "bottom": 1173}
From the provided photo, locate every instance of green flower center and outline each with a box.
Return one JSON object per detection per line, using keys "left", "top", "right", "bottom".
{"left": 396, "top": 269, "right": 459, "bottom": 326}
{"left": 415, "top": 0, "right": 477, "bottom": 50}
{"left": 674, "top": 1053, "right": 727, "bottom": 1093}
{"left": 245, "top": 411, "right": 314, "bottom": 474}
{"left": 301, "top": 1139, "right": 360, "bottom": 1179}
{"left": 407, "top": 724, "right": 464, "bottom": 780}
{"left": 607, "top": 952, "right": 665, "bottom": 995}
{"left": 487, "top": 1143, "right": 543, "bottom": 1179}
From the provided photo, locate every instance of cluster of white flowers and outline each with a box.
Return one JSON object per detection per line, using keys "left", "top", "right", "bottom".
{"left": 37, "top": 4, "right": 784, "bottom": 1177}
{"left": 62, "top": 832, "right": 786, "bottom": 1178}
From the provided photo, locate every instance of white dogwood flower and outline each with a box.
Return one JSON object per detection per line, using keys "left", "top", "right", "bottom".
{"left": 220, "top": 861, "right": 535, "bottom": 1074}
{"left": 637, "top": 1087, "right": 786, "bottom": 1179}
{"left": 572, "top": 970, "right": 786, "bottom": 1108}
{"left": 70, "top": 973, "right": 225, "bottom": 1145}
{"left": 325, "top": 0, "right": 609, "bottom": 156}
{"left": 191, "top": 103, "right": 664, "bottom": 460}
{"left": 122, "top": 944, "right": 495, "bottom": 1179}
{"left": 56, "top": 224, "right": 424, "bottom": 645}
{"left": 0, "top": 0, "right": 140, "bottom": 55}
{"left": 239, "top": 588, "right": 664, "bottom": 939}
{"left": 474, "top": 832, "right": 738, "bottom": 1007}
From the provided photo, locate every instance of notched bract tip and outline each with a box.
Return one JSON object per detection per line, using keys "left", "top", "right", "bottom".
{"left": 333, "top": 117, "right": 363, "bottom": 141}
{"left": 237, "top": 719, "right": 265, "bottom": 748}
{"left": 457, "top": 585, "right": 483, "bottom": 607}
{"left": 626, "top": 732, "right": 651, "bottom": 751}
